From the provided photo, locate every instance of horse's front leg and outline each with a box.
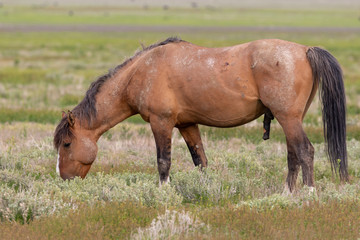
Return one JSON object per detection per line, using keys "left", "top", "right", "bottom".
{"left": 178, "top": 124, "right": 208, "bottom": 168}
{"left": 150, "top": 116, "right": 174, "bottom": 185}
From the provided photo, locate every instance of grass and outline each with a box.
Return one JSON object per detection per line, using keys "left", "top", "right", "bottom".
{"left": 2, "top": 200, "right": 360, "bottom": 239}
{"left": 0, "top": 5, "right": 360, "bottom": 239}
{"left": 195, "top": 201, "right": 360, "bottom": 239}
{"left": 0, "top": 6, "right": 359, "bottom": 27}
{"left": 1, "top": 122, "right": 360, "bottom": 239}
{"left": 0, "top": 108, "right": 60, "bottom": 124}
{"left": 0, "top": 202, "right": 162, "bottom": 239}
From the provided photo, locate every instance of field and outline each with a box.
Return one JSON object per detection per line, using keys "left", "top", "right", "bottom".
{"left": 1, "top": 3, "right": 360, "bottom": 239}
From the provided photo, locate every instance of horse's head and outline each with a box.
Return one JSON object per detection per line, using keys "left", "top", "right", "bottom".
{"left": 54, "top": 111, "right": 98, "bottom": 180}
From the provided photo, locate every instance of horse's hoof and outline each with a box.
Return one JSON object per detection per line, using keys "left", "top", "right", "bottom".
{"left": 263, "top": 133, "right": 270, "bottom": 140}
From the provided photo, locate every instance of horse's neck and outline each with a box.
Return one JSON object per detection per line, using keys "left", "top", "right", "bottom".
{"left": 92, "top": 71, "right": 134, "bottom": 139}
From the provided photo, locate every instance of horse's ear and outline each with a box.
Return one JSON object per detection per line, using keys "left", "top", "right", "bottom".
{"left": 67, "top": 110, "right": 75, "bottom": 127}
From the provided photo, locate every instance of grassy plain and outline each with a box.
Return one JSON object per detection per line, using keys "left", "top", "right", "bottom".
{"left": 0, "top": 5, "right": 360, "bottom": 239}
{"left": 0, "top": 6, "right": 359, "bottom": 27}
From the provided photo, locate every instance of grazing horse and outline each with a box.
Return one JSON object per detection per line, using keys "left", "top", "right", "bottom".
{"left": 54, "top": 37, "right": 347, "bottom": 193}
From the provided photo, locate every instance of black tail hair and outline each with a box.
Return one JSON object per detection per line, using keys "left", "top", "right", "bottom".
{"left": 306, "top": 47, "right": 348, "bottom": 181}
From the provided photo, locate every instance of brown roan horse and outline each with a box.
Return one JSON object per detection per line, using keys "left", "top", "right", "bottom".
{"left": 54, "top": 37, "right": 348, "bottom": 193}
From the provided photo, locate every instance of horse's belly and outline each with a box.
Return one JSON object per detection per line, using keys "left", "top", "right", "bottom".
{"left": 177, "top": 97, "right": 265, "bottom": 128}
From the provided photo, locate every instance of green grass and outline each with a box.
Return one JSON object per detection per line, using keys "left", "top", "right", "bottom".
{"left": 0, "top": 202, "right": 162, "bottom": 239}
{"left": 0, "top": 108, "right": 60, "bottom": 124}
{"left": 0, "top": 68, "right": 49, "bottom": 84}
{"left": 3, "top": 200, "right": 360, "bottom": 240}
{"left": 195, "top": 201, "right": 360, "bottom": 239}
{"left": 0, "top": 6, "right": 359, "bottom": 27}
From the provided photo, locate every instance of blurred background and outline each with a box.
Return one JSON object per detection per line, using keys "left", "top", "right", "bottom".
{"left": 2, "top": 0, "right": 360, "bottom": 8}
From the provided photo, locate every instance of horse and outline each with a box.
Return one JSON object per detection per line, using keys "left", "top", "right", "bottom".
{"left": 54, "top": 37, "right": 348, "bottom": 193}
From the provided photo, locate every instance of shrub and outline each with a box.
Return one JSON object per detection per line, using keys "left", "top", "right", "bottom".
{"left": 0, "top": 172, "right": 182, "bottom": 223}
{"left": 132, "top": 210, "right": 210, "bottom": 240}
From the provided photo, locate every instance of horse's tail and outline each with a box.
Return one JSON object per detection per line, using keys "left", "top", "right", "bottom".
{"left": 306, "top": 47, "right": 348, "bottom": 181}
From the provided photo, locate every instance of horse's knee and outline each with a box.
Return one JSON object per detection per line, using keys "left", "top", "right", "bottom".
{"left": 299, "top": 141, "right": 314, "bottom": 166}
{"left": 186, "top": 143, "right": 202, "bottom": 166}
{"left": 308, "top": 142, "right": 314, "bottom": 158}
{"left": 299, "top": 142, "right": 315, "bottom": 186}
{"left": 178, "top": 125, "right": 208, "bottom": 168}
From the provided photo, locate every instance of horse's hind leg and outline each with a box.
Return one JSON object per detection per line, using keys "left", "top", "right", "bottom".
{"left": 178, "top": 124, "right": 208, "bottom": 168}
{"left": 281, "top": 120, "right": 315, "bottom": 192}
{"left": 284, "top": 142, "right": 300, "bottom": 194}
{"left": 150, "top": 117, "right": 174, "bottom": 184}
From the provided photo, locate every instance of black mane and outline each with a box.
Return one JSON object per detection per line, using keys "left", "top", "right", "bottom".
{"left": 54, "top": 36, "right": 183, "bottom": 150}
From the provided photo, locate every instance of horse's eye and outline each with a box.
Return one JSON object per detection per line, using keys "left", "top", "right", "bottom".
{"left": 64, "top": 142, "right": 71, "bottom": 148}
